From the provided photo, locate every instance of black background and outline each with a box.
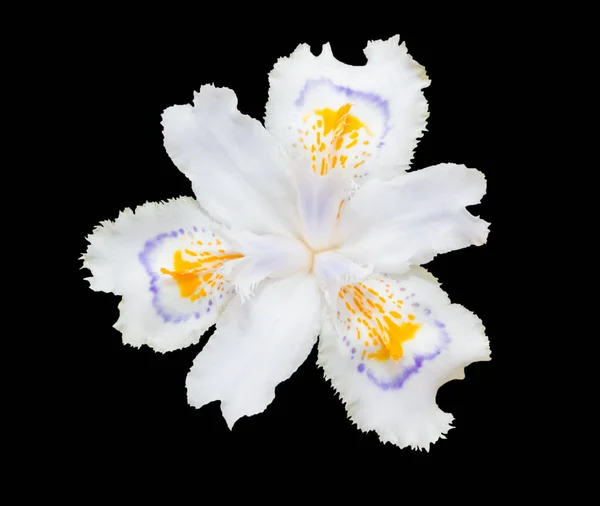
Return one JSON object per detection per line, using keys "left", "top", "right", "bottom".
{"left": 63, "top": 8, "right": 528, "bottom": 486}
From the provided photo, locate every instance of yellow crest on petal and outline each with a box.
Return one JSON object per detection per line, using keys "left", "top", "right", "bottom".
{"left": 296, "top": 103, "right": 373, "bottom": 176}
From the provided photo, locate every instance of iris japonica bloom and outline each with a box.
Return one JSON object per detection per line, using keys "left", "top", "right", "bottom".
{"left": 83, "top": 36, "right": 490, "bottom": 450}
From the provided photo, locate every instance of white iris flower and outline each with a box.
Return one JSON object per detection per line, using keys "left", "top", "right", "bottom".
{"left": 83, "top": 36, "right": 490, "bottom": 450}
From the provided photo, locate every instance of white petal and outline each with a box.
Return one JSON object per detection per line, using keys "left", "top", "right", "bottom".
{"left": 335, "top": 164, "right": 489, "bottom": 274}
{"left": 186, "top": 275, "right": 322, "bottom": 427}
{"left": 266, "top": 36, "right": 429, "bottom": 182}
{"left": 83, "top": 198, "right": 239, "bottom": 352}
{"left": 318, "top": 267, "right": 490, "bottom": 450}
{"left": 162, "top": 85, "right": 298, "bottom": 237}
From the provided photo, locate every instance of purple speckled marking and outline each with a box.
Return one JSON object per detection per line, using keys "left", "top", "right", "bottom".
{"left": 351, "top": 347, "right": 356, "bottom": 354}
{"left": 357, "top": 363, "right": 366, "bottom": 373}
{"left": 366, "top": 326, "right": 451, "bottom": 391}
{"left": 294, "top": 78, "right": 391, "bottom": 140}
{"left": 360, "top": 304, "right": 452, "bottom": 390}
{"left": 138, "top": 228, "right": 216, "bottom": 324}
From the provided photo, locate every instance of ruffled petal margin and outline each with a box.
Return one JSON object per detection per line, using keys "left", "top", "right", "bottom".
{"left": 318, "top": 267, "right": 490, "bottom": 450}
{"left": 83, "top": 198, "right": 238, "bottom": 352}
{"left": 266, "top": 35, "right": 430, "bottom": 182}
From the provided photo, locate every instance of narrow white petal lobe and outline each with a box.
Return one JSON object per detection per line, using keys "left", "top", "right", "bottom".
{"left": 186, "top": 275, "right": 322, "bottom": 427}
{"left": 162, "top": 85, "right": 299, "bottom": 237}
{"left": 336, "top": 164, "right": 489, "bottom": 274}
